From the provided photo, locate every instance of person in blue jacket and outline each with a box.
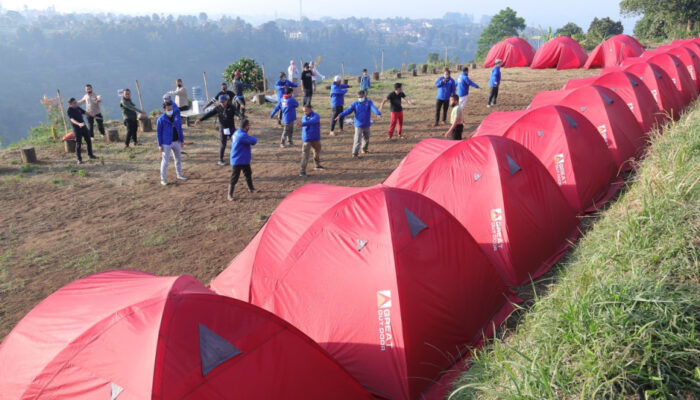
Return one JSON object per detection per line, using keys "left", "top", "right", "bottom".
{"left": 488, "top": 59, "right": 503, "bottom": 107}
{"left": 228, "top": 119, "right": 258, "bottom": 201}
{"left": 329, "top": 75, "right": 351, "bottom": 136}
{"left": 456, "top": 66, "right": 480, "bottom": 110}
{"left": 156, "top": 101, "right": 186, "bottom": 186}
{"left": 275, "top": 72, "right": 297, "bottom": 124}
{"left": 434, "top": 67, "right": 456, "bottom": 126}
{"left": 270, "top": 87, "right": 299, "bottom": 147}
{"left": 336, "top": 90, "right": 382, "bottom": 158}
{"left": 360, "top": 68, "right": 371, "bottom": 97}
{"left": 297, "top": 104, "right": 325, "bottom": 177}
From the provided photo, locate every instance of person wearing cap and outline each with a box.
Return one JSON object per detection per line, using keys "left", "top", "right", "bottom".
{"left": 270, "top": 87, "right": 299, "bottom": 148}
{"left": 231, "top": 71, "right": 252, "bottom": 118}
{"left": 288, "top": 60, "right": 299, "bottom": 96}
{"left": 300, "top": 62, "right": 315, "bottom": 106}
{"left": 360, "top": 69, "right": 371, "bottom": 97}
{"left": 196, "top": 94, "right": 241, "bottom": 166}
{"left": 379, "top": 82, "right": 413, "bottom": 140}
{"left": 77, "top": 84, "right": 104, "bottom": 138}
{"left": 228, "top": 119, "right": 258, "bottom": 201}
{"left": 120, "top": 88, "right": 146, "bottom": 148}
{"left": 156, "top": 101, "right": 187, "bottom": 185}
{"left": 456, "top": 67, "right": 480, "bottom": 111}
{"left": 445, "top": 94, "right": 464, "bottom": 140}
{"left": 336, "top": 90, "right": 381, "bottom": 158}
{"left": 275, "top": 72, "right": 298, "bottom": 125}
{"left": 67, "top": 97, "right": 98, "bottom": 164}
{"left": 488, "top": 59, "right": 502, "bottom": 107}
{"left": 329, "top": 75, "right": 351, "bottom": 136}
{"left": 310, "top": 61, "right": 325, "bottom": 93}
{"left": 434, "top": 68, "right": 456, "bottom": 126}
{"left": 297, "top": 104, "right": 324, "bottom": 177}
{"left": 162, "top": 93, "right": 180, "bottom": 118}
{"left": 204, "top": 82, "right": 235, "bottom": 110}
{"left": 168, "top": 78, "right": 189, "bottom": 111}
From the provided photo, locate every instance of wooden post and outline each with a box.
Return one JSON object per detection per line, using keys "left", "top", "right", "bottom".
{"left": 420, "top": 64, "right": 428, "bottom": 74}
{"left": 107, "top": 128, "right": 120, "bottom": 143}
{"left": 134, "top": 80, "right": 152, "bottom": 133}
{"left": 341, "top": 62, "right": 345, "bottom": 80}
{"left": 134, "top": 80, "right": 145, "bottom": 112}
{"left": 343, "top": 79, "right": 349, "bottom": 85}
{"left": 470, "top": 62, "right": 477, "bottom": 69}
{"left": 203, "top": 72, "right": 210, "bottom": 102}
{"left": 357, "top": 76, "right": 362, "bottom": 83}
{"left": 256, "top": 94, "right": 266, "bottom": 105}
{"left": 20, "top": 147, "right": 37, "bottom": 163}
{"left": 412, "top": 69, "right": 417, "bottom": 77}
{"left": 372, "top": 72, "right": 380, "bottom": 81}
{"left": 445, "top": 46, "right": 448, "bottom": 68}
{"left": 381, "top": 50, "right": 385, "bottom": 75}
{"left": 64, "top": 140, "right": 76, "bottom": 153}
{"left": 396, "top": 73, "right": 402, "bottom": 79}
{"left": 261, "top": 63, "right": 267, "bottom": 92}
{"left": 56, "top": 89, "right": 69, "bottom": 136}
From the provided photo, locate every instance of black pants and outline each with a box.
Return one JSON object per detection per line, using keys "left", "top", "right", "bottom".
{"left": 74, "top": 126, "right": 94, "bottom": 161}
{"left": 450, "top": 124, "right": 463, "bottom": 140}
{"left": 303, "top": 89, "right": 313, "bottom": 106}
{"left": 435, "top": 99, "right": 450, "bottom": 123}
{"left": 229, "top": 164, "right": 254, "bottom": 194}
{"left": 488, "top": 86, "right": 499, "bottom": 105}
{"left": 124, "top": 118, "right": 138, "bottom": 146}
{"left": 219, "top": 127, "right": 231, "bottom": 162}
{"left": 235, "top": 97, "right": 246, "bottom": 119}
{"left": 86, "top": 113, "right": 105, "bottom": 137}
{"left": 330, "top": 106, "right": 344, "bottom": 132}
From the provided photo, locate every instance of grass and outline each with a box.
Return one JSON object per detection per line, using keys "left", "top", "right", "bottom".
{"left": 450, "top": 106, "right": 700, "bottom": 399}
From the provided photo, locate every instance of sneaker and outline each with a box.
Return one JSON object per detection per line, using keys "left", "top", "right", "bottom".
{"left": 76, "top": 160, "right": 83, "bottom": 165}
{"left": 217, "top": 160, "right": 226, "bottom": 166}
{"left": 280, "top": 143, "right": 286, "bottom": 148}
{"left": 433, "top": 122, "right": 439, "bottom": 127}
{"left": 329, "top": 131, "right": 336, "bottom": 136}
{"left": 248, "top": 188, "right": 259, "bottom": 193}
{"left": 352, "top": 154, "right": 359, "bottom": 159}
{"left": 176, "top": 175, "right": 187, "bottom": 180}
{"left": 88, "top": 155, "right": 98, "bottom": 160}
{"left": 398, "top": 135, "right": 407, "bottom": 140}
{"left": 227, "top": 194, "right": 234, "bottom": 201}
{"left": 386, "top": 136, "right": 393, "bottom": 141}
{"left": 299, "top": 172, "right": 308, "bottom": 177}
{"left": 288, "top": 142, "right": 294, "bottom": 147}
{"left": 160, "top": 180, "right": 168, "bottom": 186}
{"left": 314, "top": 165, "right": 326, "bottom": 171}
{"left": 487, "top": 104, "right": 491, "bottom": 108}
{"left": 361, "top": 149, "right": 370, "bottom": 154}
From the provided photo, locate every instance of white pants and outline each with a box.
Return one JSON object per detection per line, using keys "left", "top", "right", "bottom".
{"left": 459, "top": 95, "right": 469, "bottom": 110}
{"left": 161, "top": 141, "right": 183, "bottom": 181}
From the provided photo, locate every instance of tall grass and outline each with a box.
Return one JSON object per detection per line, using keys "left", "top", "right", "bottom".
{"left": 450, "top": 105, "right": 700, "bottom": 399}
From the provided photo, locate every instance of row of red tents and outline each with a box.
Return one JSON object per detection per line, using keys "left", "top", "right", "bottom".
{"left": 484, "top": 34, "right": 651, "bottom": 70}
{"left": 1, "top": 37, "right": 698, "bottom": 400}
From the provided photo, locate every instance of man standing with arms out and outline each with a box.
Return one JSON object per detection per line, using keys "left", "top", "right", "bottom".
{"left": 169, "top": 78, "right": 189, "bottom": 111}
{"left": 434, "top": 68, "right": 456, "bottom": 126}
{"left": 300, "top": 63, "right": 315, "bottom": 106}
{"left": 360, "top": 69, "right": 371, "bottom": 97}
{"left": 67, "top": 97, "right": 98, "bottom": 165}
{"left": 456, "top": 67, "right": 480, "bottom": 111}
{"left": 379, "top": 82, "right": 413, "bottom": 141}
{"left": 275, "top": 72, "right": 297, "bottom": 125}
{"left": 310, "top": 61, "right": 325, "bottom": 93}
{"left": 445, "top": 94, "right": 464, "bottom": 140}
{"left": 156, "top": 101, "right": 187, "bottom": 186}
{"left": 270, "top": 87, "right": 299, "bottom": 148}
{"left": 197, "top": 94, "right": 241, "bottom": 166}
{"left": 77, "top": 84, "right": 104, "bottom": 138}
{"left": 336, "top": 90, "right": 382, "bottom": 158}
{"left": 488, "top": 59, "right": 502, "bottom": 107}
{"left": 297, "top": 104, "right": 324, "bottom": 177}
{"left": 231, "top": 71, "right": 251, "bottom": 119}
{"left": 204, "top": 82, "right": 235, "bottom": 110}
{"left": 228, "top": 119, "right": 258, "bottom": 201}
{"left": 120, "top": 88, "right": 145, "bottom": 148}
{"left": 329, "top": 75, "right": 351, "bottom": 136}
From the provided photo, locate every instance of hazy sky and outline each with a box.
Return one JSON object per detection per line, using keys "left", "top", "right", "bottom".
{"left": 2, "top": 0, "right": 639, "bottom": 32}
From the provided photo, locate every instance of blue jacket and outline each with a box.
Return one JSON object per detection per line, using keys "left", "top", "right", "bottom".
{"left": 270, "top": 95, "right": 299, "bottom": 124}
{"left": 434, "top": 76, "right": 456, "bottom": 100}
{"left": 301, "top": 111, "right": 321, "bottom": 142}
{"left": 360, "top": 75, "right": 371, "bottom": 90}
{"left": 230, "top": 128, "right": 258, "bottom": 165}
{"left": 456, "top": 72, "right": 480, "bottom": 96}
{"left": 489, "top": 66, "right": 502, "bottom": 87}
{"left": 275, "top": 79, "right": 297, "bottom": 100}
{"left": 330, "top": 82, "right": 351, "bottom": 107}
{"left": 156, "top": 113, "right": 183, "bottom": 146}
{"left": 338, "top": 99, "right": 381, "bottom": 128}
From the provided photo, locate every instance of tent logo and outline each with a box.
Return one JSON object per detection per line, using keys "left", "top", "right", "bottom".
{"left": 650, "top": 89, "right": 658, "bottom": 102}
{"left": 671, "top": 77, "right": 677, "bottom": 85}
{"left": 490, "top": 208, "right": 503, "bottom": 222}
{"left": 687, "top": 66, "right": 695, "bottom": 80}
{"left": 554, "top": 154, "right": 567, "bottom": 185}
{"left": 597, "top": 125, "right": 609, "bottom": 146}
{"left": 490, "top": 208, "right": 504, "bottom": 251}
{"left": 627, "top": 102, "right": 634, "bottom": 112}
{"left": 377, "top": 290, "right": 394, "bottom": 351}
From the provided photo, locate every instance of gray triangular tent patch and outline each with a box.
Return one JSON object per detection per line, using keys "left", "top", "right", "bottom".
{"left": 563, "top": 113, "right": 579, "bottom": 128}
{"left": 199, "top": 323, "right": 242, "bottom": 377}
{"left": 404, "top": 208, "right": 428, "bottom": 238}
{"left": 505, "top": 154, "right": 521, "bottom": 175}
{"left": 537, "top": 130, "right": 544, "bottom": 137}
{"left": 602, "top": 94, "right": 614, "bottom": 104}
{"left": 580, "top": 106, "right": 587, "bottom": 112}
{"left": 673, "top": 59, "right": 680, "bottom": 66}
{"left": 111, "top": 383, "right": 124, "bottom": 400}
{"left": 357, "top": 239, "right": 368, "bottom": 251}
{"left": 629, "top": 76, "right": 639, "bottom": 86}
{"left": 611, "top": 87, "right": 618, "bottom": 91}
{"left": 473, "top": 173, "right": 482, "bottom": 182}
{"left": 655, "top": 71, "right": 663, "bottom": 79}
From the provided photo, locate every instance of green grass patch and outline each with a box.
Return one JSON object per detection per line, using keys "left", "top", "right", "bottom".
{"left": 450, "top": 105, "right": 700, "bottom": 399}
{"left": 77, "top": 169, "right": 88, "bottom": 178}
{"left": 63, "top": 250, "right": 100, "bottom": 274}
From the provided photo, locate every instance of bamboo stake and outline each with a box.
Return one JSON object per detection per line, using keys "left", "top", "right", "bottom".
{"left": 261, "top": 63, "right": 267, "bottom": 92}
{"left": 341, "top": 62, "right": 345, "bottom": 79}
{"left": 134, "top": 80, "right": 145, "bottom": 112}
{"left": 381, "top": 50, "right": 385, "bottom": 75}
{"left": 203, "top": 72, "right": 210, "bottom": 102}
{"left": 445, "top": 46, "right": 448, "bottom": 68}
{"left": 56, "top": 89, "right": 69, "bottom": 134}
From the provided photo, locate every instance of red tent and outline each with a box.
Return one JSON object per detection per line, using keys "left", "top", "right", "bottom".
{"left": 563, "top": 71, "right": 663, "bottom": 132}
{"left": 483, "top": 37, "right": 535, "bottom": 68}
{"left": 474, "top": 105, "right": 619, "bottom": 213}
{"left": 643, "top": 53, "right": 698, "bottom": 107}
{"left": 0, "top": 271, "right": 373, "bottom": 400}
{"left": 529, "top": 85, "right": 646, "bottom": 169}
{"left": 531, "top": 36, "right": 588, "bottom": 70}
{"left": 384, "top": 136, "right": 580, "bottom": 286}
{"left": 620, "top": 61, "right": 684, "bottom": 120}
{"left": 584, "top": 34, "right": 645, "bottom": 69}
{"left": 211, "top": 184, "right": 515, "bottom": 400}
{"left": 653, "top": 45, "right": 700, "bottom": 92}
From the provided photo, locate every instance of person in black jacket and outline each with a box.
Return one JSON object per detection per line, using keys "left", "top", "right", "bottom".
{"left": 300, "top": 63, "right": 315, "bottom": 106}
{"left": 196, "top": 94, "right": 241, "bottom": 166}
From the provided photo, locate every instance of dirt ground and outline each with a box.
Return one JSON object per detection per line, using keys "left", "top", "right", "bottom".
{"left": 0, "top": 66, "right": 598, "bottom": 339}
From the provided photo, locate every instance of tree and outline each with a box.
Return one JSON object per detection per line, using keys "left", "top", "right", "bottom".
{"left": 476, "top": 7, "right": 526, "bottom": 60}
{"left": 620, "top": 0, "right": 700, "bottom": 39}
{"left": 555, "top": 22, "right": 584, "bottom": 38}
{"left": 223, "top": 58, "right": 264, "bottom": 92}
{"left": 427, "top": 52, "right": 441, "bottom": 64}
{"left": 587, "top": 17, "right": 624, "bottom": 40}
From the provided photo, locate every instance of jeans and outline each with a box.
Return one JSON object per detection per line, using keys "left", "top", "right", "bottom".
{"left": 435, "top": 99, "right": 450, "bottom": 123}
{"left": 86, "top": 113, "right": 105, "bottom": 137}
{"left": 124, "top": 118, "right": 138, "bottom": 146}
{"left": 229, "top": 164, "right": 254, "bottom": 194}
{"left": 160, "top": 141, "right": 183, "bottom": 181}
{"left": 300, "top": 141, "right": 321, "bottom": 173}
{"left": 331, "top": 106, "right": 344, "bottom": 132}
{"left": 388, "top": 111, "right": 404, "bottom": 138}
{"left": 74, "top": 126, "right": 94, "bottom": 161}
{"left": 281, "top": 122, "right": 294, "bottom": 145}
{"left": 353, "top": 126, "right": 371, "bottom": 155}
{"left": 488, "top": 86, "right": 499, "bottom": 105}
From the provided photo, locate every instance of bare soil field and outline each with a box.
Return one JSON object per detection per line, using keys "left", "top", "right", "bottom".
{"left": 0, "top": 66, "right": 598, "bottom": 338}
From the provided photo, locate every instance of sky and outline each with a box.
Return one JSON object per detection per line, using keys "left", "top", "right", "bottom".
{"left": 1, "top": 0, "right": 640, "bottom": 32}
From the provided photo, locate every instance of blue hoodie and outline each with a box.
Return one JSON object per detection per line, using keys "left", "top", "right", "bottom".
{"left": 360, "top": 74, "right": 371, "bottom": 91}
{"left": 156, "top": 112, "right": 184, "bottom": 146}
{"left": 270, "top": 95, "right": 299, "bottom": 124}
{"left": 230, "top": 128, "right": 258, "bottom": 165}
{"left": 301, "top": 111, "right": 321, "bottom": 142}
{"left": 330, "top": 82, "right": 351, "bottom": 107}
{"left": 275, "top": 79, "right": 297, "bottom": 100}
{"left": 338, "top": 98, "right": 381, "bottom": 128}
{"left": 489, "top": 66, "right": 502, "bottom": 87}
{"left": 434, "top": 76, "right": 456, "bottom": 100}
{"left": 456, "top": 72, "right": 480, "bottom": 96}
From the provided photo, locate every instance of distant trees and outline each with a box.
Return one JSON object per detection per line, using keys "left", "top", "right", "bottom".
{"left": 476, "top": 7, "right": 526, "bottom": 60}
{"left": 620, "top": 0, "right": 700, "bottom": 40}
{"left": 581, "top": 17, "right": 624, "bottom": 50}
{"left": 555, "top": 22, "right": 584, "bottom": 38}
{"left": 223, "top": 58, "right": 264, "bottom": 92}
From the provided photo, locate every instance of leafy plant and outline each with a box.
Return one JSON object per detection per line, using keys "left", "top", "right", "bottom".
{"left": 223, "top": 57, "right": 264, "bottom": 92}
{"left": 476, "top": 7, "right": 526, "bottom": 61}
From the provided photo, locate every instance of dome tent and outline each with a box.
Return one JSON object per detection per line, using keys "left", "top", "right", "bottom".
{"left": 474, "top": 105, "right": 619, "bottom": 213}
{"left": 652, "top": 44, "right": 700, "bottom": 92}
{"left": 211, "top": 184, "right": 516, "bottom": 400}
{"left": 584, "top": 34, "right": 645, "bottom": 69}
{"left": 531, "top": 36, "right": 587, "bottom": 70}
{"left": 483, "top": 37, "right": 535, "bottom": 68}
{"left": 619, "top": 61, "right": 684, "bottom": 120}
{"left": 384, "top": 136, "right": 580, "bottom": 287}
{"left": 0, "top": 271, "right": 373, "bottom": 400}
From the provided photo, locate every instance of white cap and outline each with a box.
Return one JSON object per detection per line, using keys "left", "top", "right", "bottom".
{"left": 334, "top": 75, "right": 341, "bottom": 82}
{"left": 495, "top": 59, "right": 503, "bottom": 64}
{"left": 162, "top": 93, "right": 172, "bottom": 101}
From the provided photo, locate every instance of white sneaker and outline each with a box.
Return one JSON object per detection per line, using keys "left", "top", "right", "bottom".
{"left": 329, "top": 131, "right": 336, "bottom": 136}
{"left": 177, "top": 175, "right": 187, "bottom": 180}
{"left": 160, "top": 180, "right": 168, "bottom": 186}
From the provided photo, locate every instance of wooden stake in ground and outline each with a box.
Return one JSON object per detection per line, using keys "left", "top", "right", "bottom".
{"left": 261, "top": 63, "right": 267, "bottom": 92}
{"left": 381, "top": 50, "right": 385, "bottom": 75}
{"left": 341, "top": 62, "right": 345, "bottom": 79}
{"left": 20, "top": 147, "right": 37, "bottom": 163}
{"left": 134, "top": 80, "right": 153, "bottom": 132}
{"left": 56, "top": 89, "right": 69, "bottom": 135}
{"left": 134, "top": 80, "right": 145, "bottom": 112}
{"left": 203, "top": 72, "right": 210, "bottom": 102}
{"left": 445, "top": 46, "right": 448, "bottom": 68}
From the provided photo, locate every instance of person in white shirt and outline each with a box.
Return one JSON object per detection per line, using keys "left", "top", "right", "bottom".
{"left": 168, "top": 78, "right": 189, "bottom": 111}
{"left": 310, "top": 61, "right": 325, "bottom": 93}
{"left": 77, "top": 84, "right": 104, "bottom": 138}
{"left": 288, "top": 60, "right": 299, "bottom": 96}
